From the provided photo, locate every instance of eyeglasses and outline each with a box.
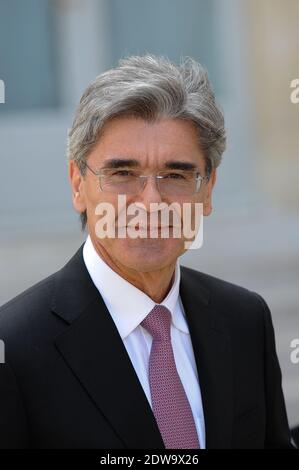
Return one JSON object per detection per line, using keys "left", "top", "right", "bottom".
{"left": 82, "top": 162, "right": 209, "bottom": 197}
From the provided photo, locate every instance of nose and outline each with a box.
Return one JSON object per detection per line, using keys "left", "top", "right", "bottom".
{"left": 137, "top": 175, "right": 163, "bottom": 211}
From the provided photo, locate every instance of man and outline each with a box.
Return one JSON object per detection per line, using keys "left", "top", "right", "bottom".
{"left": 0, "top": 55, "right": 292, "bottom": 449}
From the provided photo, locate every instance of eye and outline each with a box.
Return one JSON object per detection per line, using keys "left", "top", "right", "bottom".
{"left": 165, "top": 172, "right": 186, "bottom": 180}
{"left": 112, "top": 170, "right": 135, "bottom": 177}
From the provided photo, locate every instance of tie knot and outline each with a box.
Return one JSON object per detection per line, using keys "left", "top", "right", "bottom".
{"left": 141, "top": 305, "right": 172, "bottom": 341}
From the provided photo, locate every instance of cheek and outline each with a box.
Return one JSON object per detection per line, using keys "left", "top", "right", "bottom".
{"left": 202, "top": 191, "right": 212, "bottom": 216}
{"left": 84, "top": 182, "right": 116, "bottom": 217}
{"left": 85, "top": 187, "right": 119, "bottom": 237}
{"left": 84, "top": 180, "right": 101, "bottom": 206}
{"left": 196, "top": 186, "right": 211, "bottom": 216}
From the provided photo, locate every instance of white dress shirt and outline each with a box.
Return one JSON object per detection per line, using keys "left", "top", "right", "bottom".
{"left": 83, "top": 235, "right": 206, "bottom": 448}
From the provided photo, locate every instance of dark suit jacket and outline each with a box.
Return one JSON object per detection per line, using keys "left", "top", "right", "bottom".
{"left": 292, "top": 426, "right": 299, "bottom": 448}
{"left": 0, "top": 244, "right": 292, "bottom": 449}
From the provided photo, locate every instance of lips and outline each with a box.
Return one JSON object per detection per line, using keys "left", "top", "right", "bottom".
{"left": 135, "top": 225, "right": 173, "bottom": 229}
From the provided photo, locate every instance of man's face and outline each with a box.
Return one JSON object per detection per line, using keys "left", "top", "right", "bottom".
{"left": 69, "top": 116, "right": 216, "bottom": 272}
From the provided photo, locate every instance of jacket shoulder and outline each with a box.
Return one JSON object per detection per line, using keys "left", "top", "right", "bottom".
{"left": 181, "top": 264, "right": 257, "bottom": 298}
{"left": 180, "top": 265, "right": 269, "bottom": 325}
{"left": 0, "top": 272, "right": 58, "bottom": 340}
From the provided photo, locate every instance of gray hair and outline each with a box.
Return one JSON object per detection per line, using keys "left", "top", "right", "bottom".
{"left": 67, "top": 54, "right": 226, "bottom": 230}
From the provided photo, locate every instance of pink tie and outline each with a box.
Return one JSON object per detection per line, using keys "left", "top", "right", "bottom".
{"left": 141, "top": 304, "right": 200, "bottom": 449}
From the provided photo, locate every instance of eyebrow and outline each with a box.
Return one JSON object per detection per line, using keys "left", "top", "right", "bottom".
{"left": 101, "top": 158, "right": 198, "bottom": 171}
{"left": 102, "top": 158, "right": 140, "bottom": 169}
{"left": 163, "top": 160, "right": 197, "bottom": 171}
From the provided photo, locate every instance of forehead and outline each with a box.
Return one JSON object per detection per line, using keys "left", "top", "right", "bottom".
{"left": 92, "top": 116, "right": 203, "bottom": 160}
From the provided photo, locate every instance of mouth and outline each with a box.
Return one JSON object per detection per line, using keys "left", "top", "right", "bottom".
{"left": 126, "top": 225, "right": 173, "bottom": 230}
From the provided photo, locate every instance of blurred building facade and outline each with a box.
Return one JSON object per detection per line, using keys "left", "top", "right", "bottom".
{"left": 0, "top": 0, "right": 298, "bottom": 426}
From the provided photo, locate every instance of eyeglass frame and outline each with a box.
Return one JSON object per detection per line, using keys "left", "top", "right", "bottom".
{"left": 81, "top": 161, "right": 210, "bottom": 196}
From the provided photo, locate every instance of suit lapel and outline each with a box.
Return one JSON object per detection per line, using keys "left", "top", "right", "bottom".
{"left": 51, "top": 245, "right": 233, "bottom": 449}
{"left": 180, "top": 267, "right": 234, "bottom": 449}
{"left": 52, "top": 245, "right": 165, "bottom": 449}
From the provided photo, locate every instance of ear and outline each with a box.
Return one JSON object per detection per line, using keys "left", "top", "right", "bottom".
{"left": 69, "top": 160, "right": 87, "bottom": 214}
{"left": 203, "top": 169, "right": 217, "bottom": 216}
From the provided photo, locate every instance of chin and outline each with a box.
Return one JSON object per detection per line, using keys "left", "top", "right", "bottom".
{"left": 116, "top": 238, "right": 183, "bottom": 272}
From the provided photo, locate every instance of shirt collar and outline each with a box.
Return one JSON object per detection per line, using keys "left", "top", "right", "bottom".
{"left": 82, "top": 235, "right": 189, "bottom": 339}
